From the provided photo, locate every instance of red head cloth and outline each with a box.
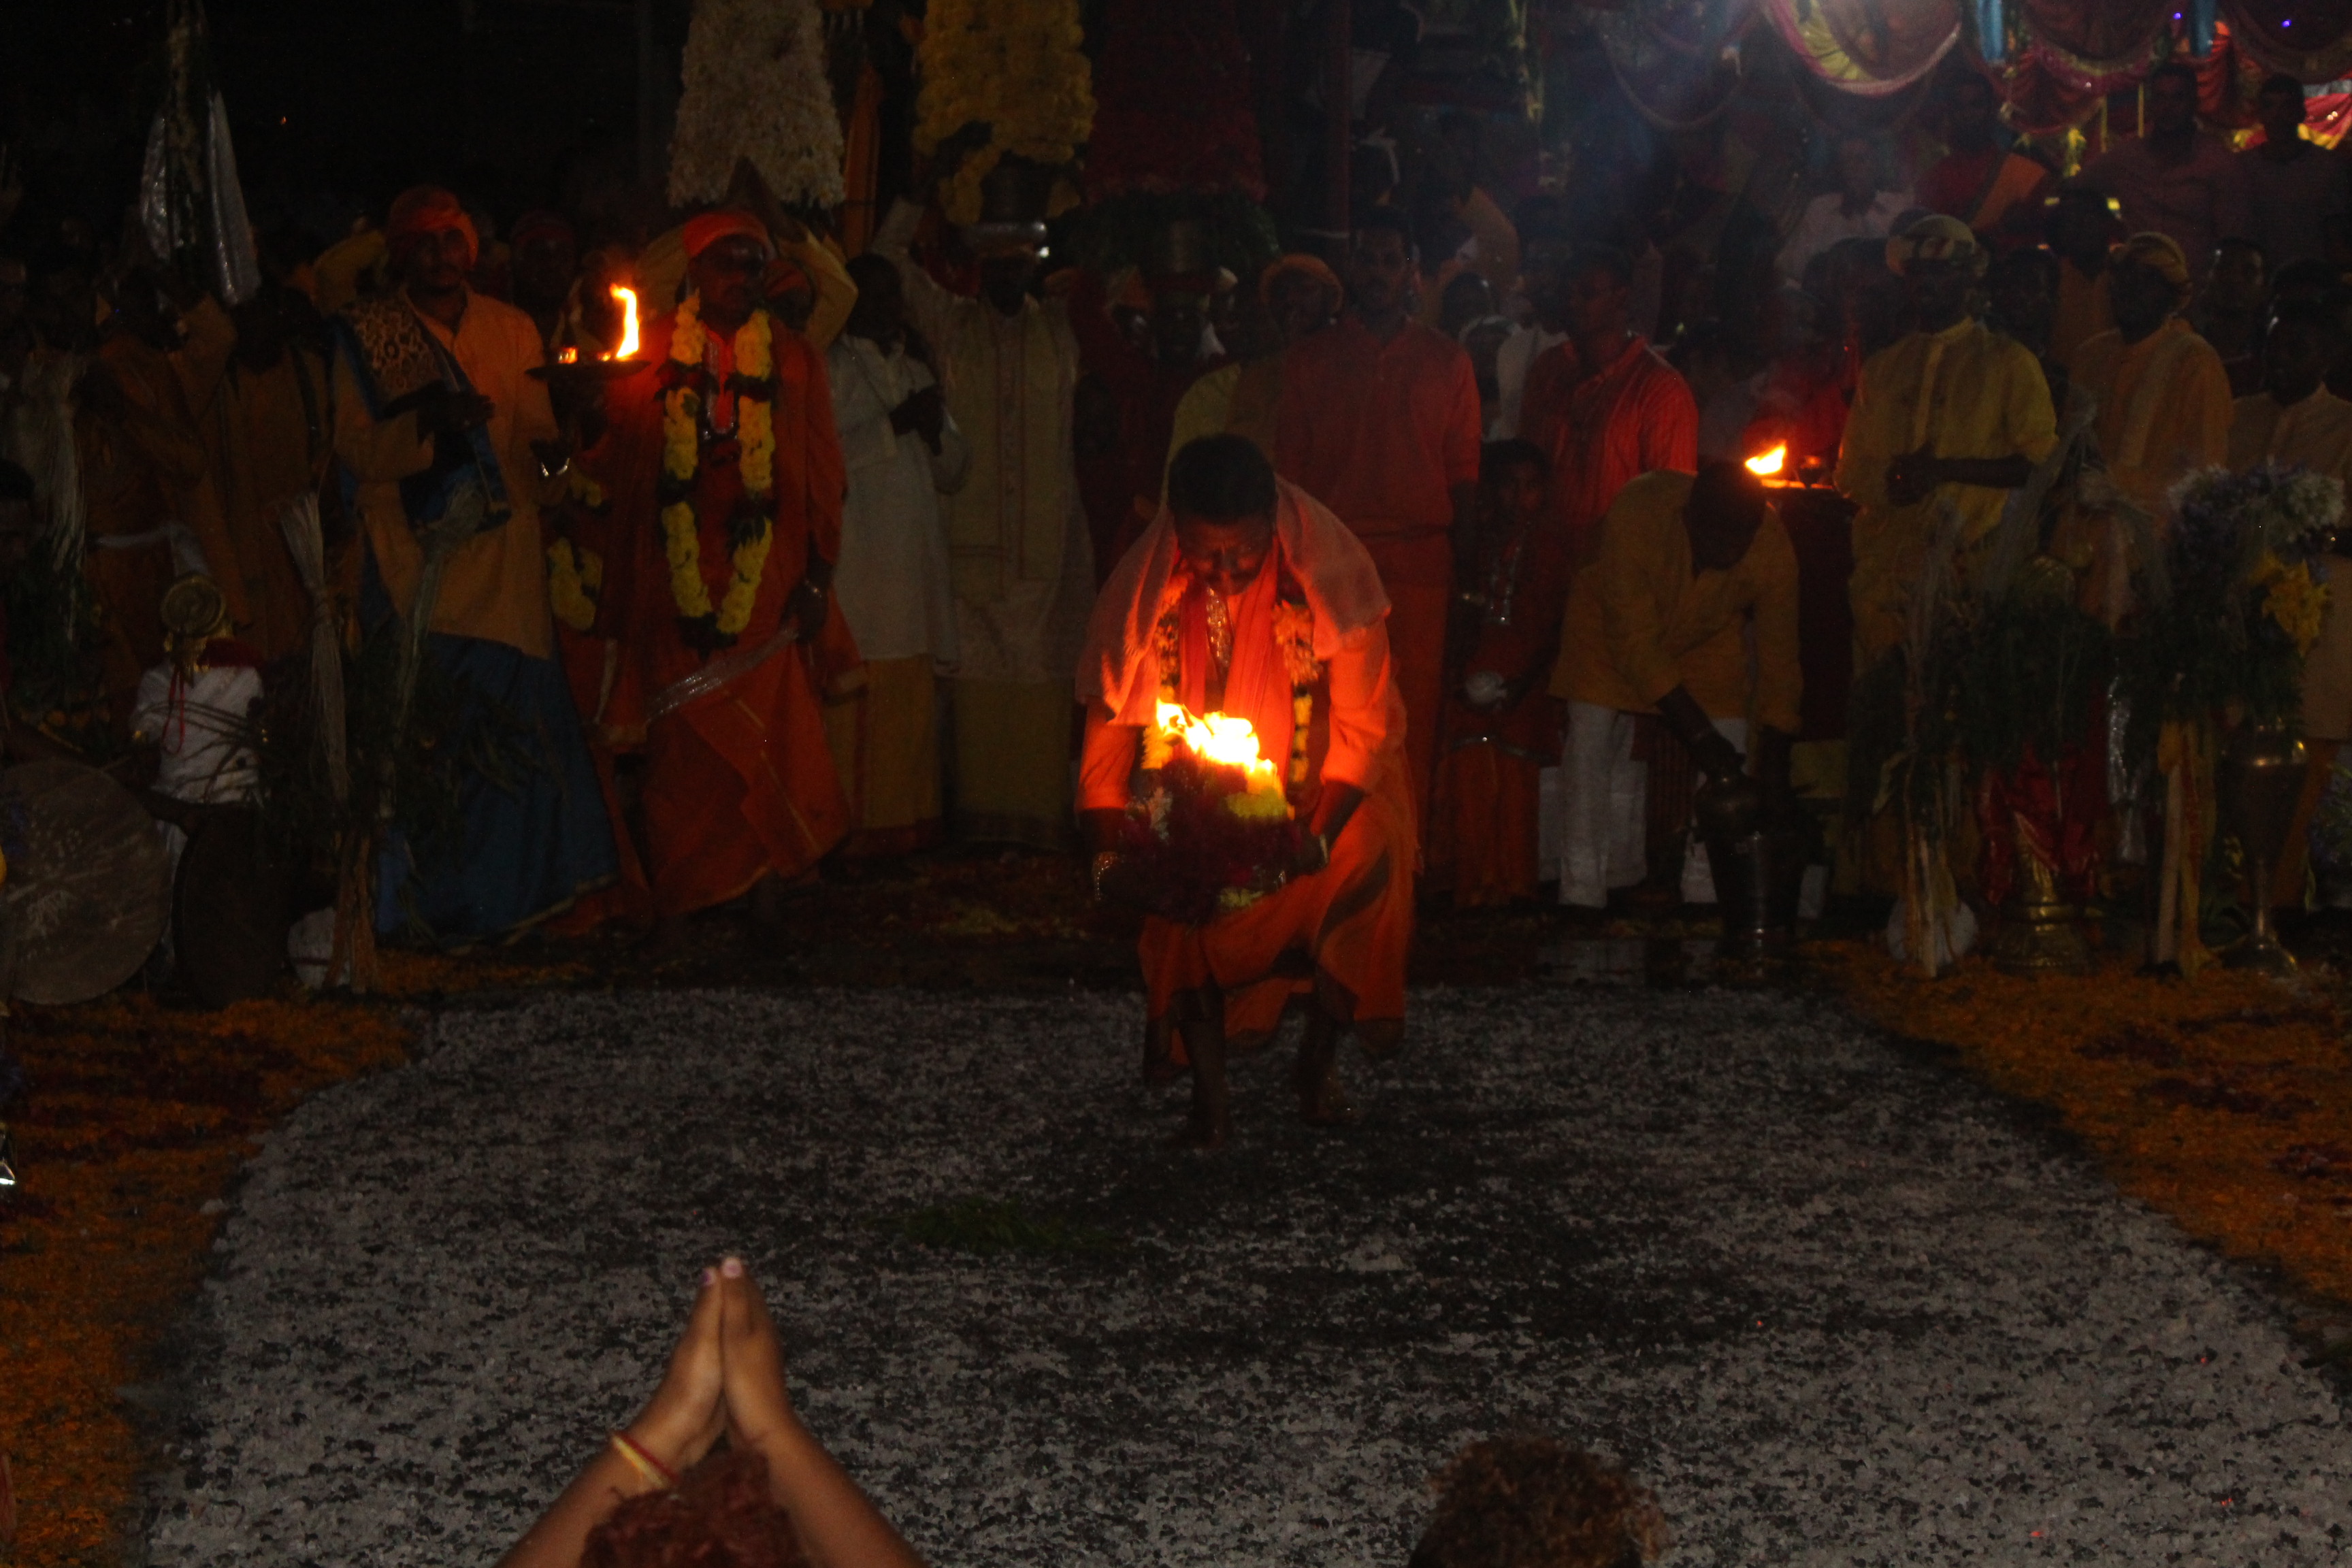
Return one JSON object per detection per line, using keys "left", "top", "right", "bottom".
{"left": 386, "top": 186, "right": 479, "bottom": 267}
{"left": 509, "top": 210, "right": 575, "bottom": 251}
{"left": 683, "top": 210, "right": 773, "bottom": 262}
{"left": 1258, "top": 253, "right": 1342, "bottom": 307}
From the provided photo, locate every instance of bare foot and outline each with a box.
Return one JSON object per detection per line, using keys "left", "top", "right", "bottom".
{"left": 1293, "top": 1013, "right": 1356, "bottom": 1124}
{"left": 1294, "top": 1061, "right": 1356, "bottom": 1126}
{"left": 1141, "top": 1022, "right": 1182, "bottom": 1085}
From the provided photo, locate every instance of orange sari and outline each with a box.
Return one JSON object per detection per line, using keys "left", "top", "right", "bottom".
{"left": 602, "top": 310, "right": 859, "bottom": 918}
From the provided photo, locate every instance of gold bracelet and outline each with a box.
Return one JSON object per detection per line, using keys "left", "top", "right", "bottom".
{"left": 610, "top": 1430, "right": 677, "bottom": 1491}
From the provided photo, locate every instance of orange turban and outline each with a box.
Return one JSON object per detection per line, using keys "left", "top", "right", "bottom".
{"left": 683, "top": 210, "right": 772, "bottom": 261}
{"left": 1259, "top": 252, "right": 1341, "bottom": 306}
{"left": 385, "top": 186, "right": 478, "bottom": 267}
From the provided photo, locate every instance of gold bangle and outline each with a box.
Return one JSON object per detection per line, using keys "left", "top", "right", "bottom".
{"left": 610, "top": 1430, "right": 676, "bottom": 1491}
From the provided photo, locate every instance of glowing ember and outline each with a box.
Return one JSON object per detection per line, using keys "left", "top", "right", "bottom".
{"left": 1746, "top": 444, "right": 1787, "bottom": 478}
{"left": 607, "top": 284, "right": 640, "bottom": 359}
{"left": 557, "top": 346, "right": 578, "bottom": 365}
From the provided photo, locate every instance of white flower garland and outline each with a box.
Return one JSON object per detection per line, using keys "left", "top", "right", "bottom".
{"left": 668, "top": 0, "right": 845, "bottom": 208}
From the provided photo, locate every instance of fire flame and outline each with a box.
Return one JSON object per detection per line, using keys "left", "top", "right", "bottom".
{"left": 1156, "top": 702, "right": 1279, "bottom": 787}
{"left": 1745, "top": 444, "right": 1787, "bottom": 478}
{"left": 557, "top": 345, "right": 578, "bottom": 365}
{"left": 608, "top": 284, "right": 640, "bottom": 359}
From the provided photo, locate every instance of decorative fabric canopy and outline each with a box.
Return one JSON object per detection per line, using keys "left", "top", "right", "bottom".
{"left": 2221, "top": 0, "right": 2352, "bottom": 83}
{"left": 2013, "top": 0, "right": 2168, "bottom": 96}
{"left": 1758, "top": 0, "right": 1962, "bottom": 98}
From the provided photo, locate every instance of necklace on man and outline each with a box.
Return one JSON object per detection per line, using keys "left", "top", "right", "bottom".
{"left": 1205, "top": 592, "right": 1234, "bottom": 675}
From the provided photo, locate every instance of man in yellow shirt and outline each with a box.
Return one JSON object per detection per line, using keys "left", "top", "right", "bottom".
{"left": 1837, "top": 215, "right": 2059, "bottom": 664}
{"left": 2071, "top": 231, "right": 2233, "bottom": 525}
{"left": 2228, "top": 299, "right": 2352, "bottom": 906}
{"left": 1551, "top": 461, "right": 1801, "bottom": 910}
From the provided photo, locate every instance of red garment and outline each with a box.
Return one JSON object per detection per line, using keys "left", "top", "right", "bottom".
{"left": 1918, "top": 150, "right": 2003, "bottom": 223}
{"left": 600, "top": 309, "right": 858, "bottom": 918}
{"left": 1520, "top": 335, "right": 1699, "bottom": 563}
{"left": 1274, "top": 315, "right": 1483, "bottom": 536}
{"left": 1975, "top": 738, "right": 2106, "bottom": 909}
{"left": 1275, "top": 315, "right": 1482, "bottom": 823}
{"left": 1428, "top": 515, "right": 1572, "bottom": 906}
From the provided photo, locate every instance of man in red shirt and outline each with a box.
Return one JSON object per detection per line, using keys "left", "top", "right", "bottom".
{"left": 1275, "top": 208, "right": 1484, "bottom": 828}
{"left": 1917, "top": 74, "right": 2054, "bottom": 253}
{"left": 1519, "top": 244, "right": 1699, "bottom": 566}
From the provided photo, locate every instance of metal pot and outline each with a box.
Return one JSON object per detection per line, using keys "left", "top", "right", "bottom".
{"left": 1695, "top": 774, "right": 1806, "bottom": 951}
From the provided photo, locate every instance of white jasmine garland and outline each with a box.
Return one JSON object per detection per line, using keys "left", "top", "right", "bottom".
{"left": 668, "top": 0, "right": 845, "bottom": 208}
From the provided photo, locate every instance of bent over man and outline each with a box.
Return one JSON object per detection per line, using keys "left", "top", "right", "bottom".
{"left": 1079, "top": 436, "right": 1415, "bottom": 1149}
{"left": 1552, "top": 462, "right": 1801, "bottom": 911}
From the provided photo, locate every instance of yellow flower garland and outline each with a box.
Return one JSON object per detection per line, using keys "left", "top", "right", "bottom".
{"left": 546, "top": 539, "right": 602, "bottom": 634}
{"left": 2255, "top": 551, "right": 2328, "bottom": 657}
{"left": 660, "top": 295, "right": 781, "bottom": 641}
{"left": 913, "top": 0, "right": 1094, "bottom": 225}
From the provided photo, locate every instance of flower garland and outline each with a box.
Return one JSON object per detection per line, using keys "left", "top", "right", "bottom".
{"left": 667, "top": 0, "right": 845, "bottom": 208}
{"left": 1145, "top": 569, "right": 1320, "bottom": 794}
{"left": 546, "top": 470, "right": 608, "bottom": 635}
{"left": 658, "top": 295, "right": 780, "bottom": 648}
{"left": 913, "top": 0, "right": 1095, "bottom": 225}
{"left": 546, "top": 539, "right": 602, "bottom": 634}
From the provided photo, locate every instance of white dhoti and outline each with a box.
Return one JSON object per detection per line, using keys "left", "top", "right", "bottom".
{"left": 1558, "top": 701, "right": 1744, "bottom": 907}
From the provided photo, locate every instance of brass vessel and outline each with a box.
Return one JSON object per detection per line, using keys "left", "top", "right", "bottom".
{"left": 1989, "top": 811, "right": 2090, "bottom": 975}
{"left": 2220, "top": 724, "right": 2306, "bottom": 975}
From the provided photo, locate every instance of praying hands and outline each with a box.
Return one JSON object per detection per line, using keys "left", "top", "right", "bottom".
{"left": 498, "top": 1258, "right": 926, "bottom": 1568}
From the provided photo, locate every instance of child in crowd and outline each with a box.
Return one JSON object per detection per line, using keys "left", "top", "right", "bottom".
{"left": 1427, "top": 440, "right": 1571, "bottom": 909}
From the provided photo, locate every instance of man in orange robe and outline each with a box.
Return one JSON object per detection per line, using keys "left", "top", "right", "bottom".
{"left": 1081, "top": 435, "right": 1414, "bottom": 1149}
{"left": 1428, "top": 439, "right": 1571, "bottom": 907}
{"left": 1518, "top": 243, "right": 1699, "bottom": 567}
{"left": 1275, "top": 208, "right": 1484, "bottom": 831}
{"left": 601, "top": 212, "right": 858, "bottom": 949}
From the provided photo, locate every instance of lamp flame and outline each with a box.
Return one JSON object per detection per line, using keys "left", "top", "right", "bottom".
{"left": 1745, "top": 444, "right": 1787, "bottom": 478}
{"left": 1156, "top": 701, "right": 1280, "bottom": 785}
{"left": 557, "top": 345, "right": 578, "bottom": 365}
{"left": 607, "top": 285, "right": 640, "bottom": 359}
